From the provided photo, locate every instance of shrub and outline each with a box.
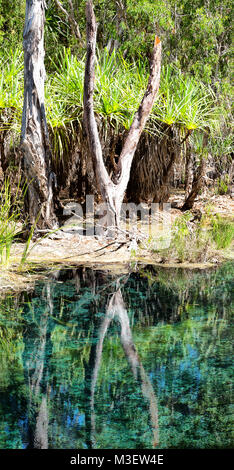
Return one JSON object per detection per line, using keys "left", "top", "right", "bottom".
{"left": 211, "top": 215, "right": 234, "bottom": 249}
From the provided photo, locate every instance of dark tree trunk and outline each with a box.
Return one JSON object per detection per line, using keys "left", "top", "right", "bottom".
{"left": 182, "top": 157, "right": 206, "bottom": 211}
{"left": 182, "top": 131, "right": 209, "bottom": 211}
{"left": 83, "top": 0, "right": 161, "bottom": 236}
{"left": 20, "top": 0, "right": 57, "bottom": 229}
{"left": 0, "top": 107, "right": 16, "bottom": 181}
{"left": 184, "top": 139, "right": 193, "bottom": 198}
{"left": 227, "top": 158, "right": 234, "bottom": 195}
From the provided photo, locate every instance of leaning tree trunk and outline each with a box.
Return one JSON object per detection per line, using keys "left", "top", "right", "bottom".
{"left": 182, "top": 157, "right": 206, "bottom": 211}
{"left": 54, "top": 0, "right": 84, "bottom": 45}
{"left": 20, "top": 0, "right": 57, "bottom": 229}
{"left": 182, "top": 130, "right": 209, "bottom": 211}
{"left": 184, "top": 139, "right": 193, "bottom": 199}
{"left": 83, "top": 0, "right": 161, "bottom": 236}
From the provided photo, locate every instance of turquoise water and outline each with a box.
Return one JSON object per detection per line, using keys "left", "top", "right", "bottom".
{"left": 0, "top": 262, "right": 233, "bottom": 449}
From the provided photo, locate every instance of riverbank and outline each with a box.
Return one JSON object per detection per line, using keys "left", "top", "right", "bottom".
{"left": 1, "top": 237, "right": 232, "bottom": 295}
{"left": 0, "top": 193, "right": 233, "bottom": 294}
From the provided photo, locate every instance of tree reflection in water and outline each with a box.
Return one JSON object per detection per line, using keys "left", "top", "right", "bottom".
{"left": 26, "top": 285, "right": 52, "bottom": 448}
{"left": 85, "top": 279, "right": 159, "bottom": 449}
{"left": 0, "top": 262, "right": 233, "bottom": 449}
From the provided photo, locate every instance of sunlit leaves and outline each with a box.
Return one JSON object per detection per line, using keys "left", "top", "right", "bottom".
{"left": 0, "top": 49, "right": 23, "bottom": 111}
{"left": 153, "top": 66, "right": 218, "bottom": 131}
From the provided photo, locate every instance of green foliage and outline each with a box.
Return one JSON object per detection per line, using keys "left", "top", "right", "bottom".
{"left": 0, "top": 179, "right": 22, "bottom": 266}
{"left": 0, "top": 0, "right": 228, "bottom": 171}
{"left": 211, "top": 215, "right": 234, "bottom": 249}
{"left": 48, "top": 48, "right": 218, "bottom": 137}
{"left": 173, "top": 213, "right": 193, "bottom": 262}
{"left": 216, "top": 175, "right": 230, "bottom": 195}
{"left": 0, "top": 1, "right": 232, "bottom": 87}
{"left": 151, "top": 208, "right": 233, "bottom": 263}
{"left": 0, "top": 0, "right": 25, "bottom": 48}
{"left": 153, "top": 66, "right": 218, "bottom": 130}
{"left": 0, "top": 48, "right": 23, "bottom": 134}
{"left": 153, "top": 212, "right": 211, "bottom": 263}
{"left": 0, "top": 0, "right": 232, "bottom": 221}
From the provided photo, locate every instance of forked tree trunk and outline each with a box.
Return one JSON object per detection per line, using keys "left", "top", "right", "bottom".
{"left": 84, "top": 284, "right": 159, "bottom": 448}
{"left": 20, "top": 0, "right": 57, "bottom": 229}
{"left": 108, "top": 288, "right": 159, "bottom": 448}
{"left": 83, "top": 0, "right": 161, "bottom": 236}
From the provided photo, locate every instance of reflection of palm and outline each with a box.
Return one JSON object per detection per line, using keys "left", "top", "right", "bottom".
{"left": 88, "top": 285, "right": 159, "bottom": 449}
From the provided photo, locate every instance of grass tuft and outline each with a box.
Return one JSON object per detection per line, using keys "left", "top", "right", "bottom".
{"left": 211, "top": 215, "right": 234, "bottom": 250}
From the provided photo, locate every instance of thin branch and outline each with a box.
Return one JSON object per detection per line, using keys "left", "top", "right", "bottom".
{"left": 67, "top": 0, "right": 83, "bottom": 42}
{"left": 54, "top": 0, "right": 83, "bottom": 44}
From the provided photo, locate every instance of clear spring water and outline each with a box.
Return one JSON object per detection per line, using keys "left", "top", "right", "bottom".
{"left": 0, "top": 262, "right": 233, "bottom": 449}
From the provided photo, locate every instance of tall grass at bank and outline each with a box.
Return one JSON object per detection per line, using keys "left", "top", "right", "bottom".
{"left": 150, "top": 211, "right": 234, "bottom": 263}
{"left": 0, "top": 179, "right": 44, "bottom": 269}
{"left": 211, "top": 215, "right": 234, "bottom": 249}
{"left": 0, "top": 179, "right": 23, "bottom": 266}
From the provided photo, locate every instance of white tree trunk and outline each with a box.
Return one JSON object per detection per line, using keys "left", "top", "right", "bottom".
{"left": 83, "top": 0, "right": 161, "bottom": 237}
{"left": 21, "top": 0, "right": 57, "bottom": 229}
